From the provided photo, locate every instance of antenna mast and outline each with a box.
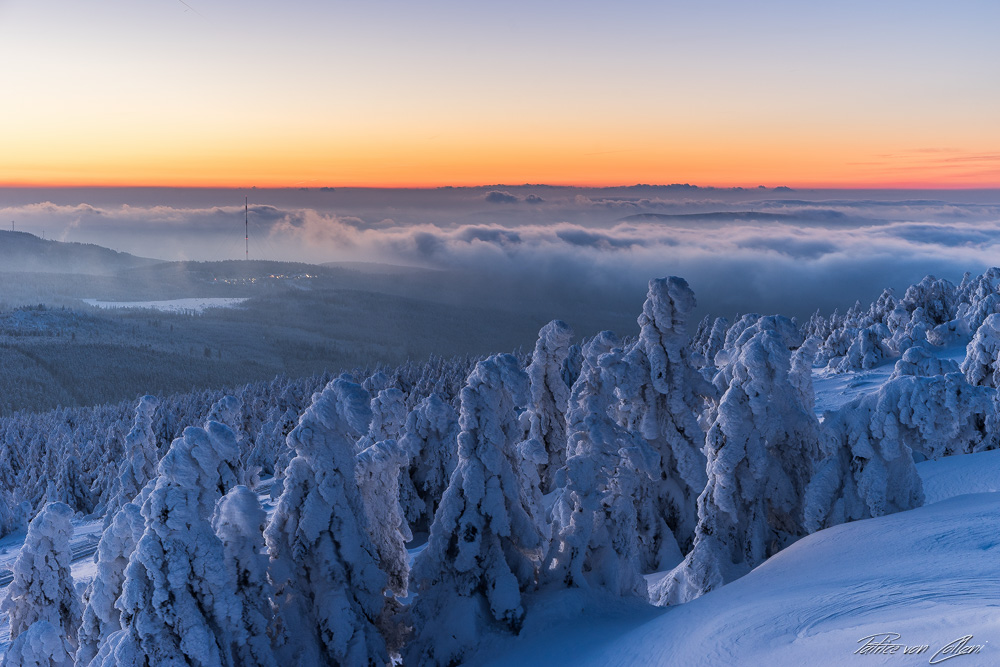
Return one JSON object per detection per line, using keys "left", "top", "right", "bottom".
{"left": 245, "top": 196, "right": 249, "bottom": 261}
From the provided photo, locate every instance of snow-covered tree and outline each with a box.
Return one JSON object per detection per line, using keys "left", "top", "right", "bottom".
{"left": 524, "top": 320, "right": 573, "bottom": 492}
{"left": 264, "top": 376, "right": 390, "bottom": 667}
{"left": 806, "top": 370, "right": 991, "bottom": 538}
{"left": 836, "top": 324, "right": 892, "bottom": 372}
{"left": 213, "top": 486, "right": 278, "bottom": 667}
{"left": 0, "top": 502, "right": 79, "bottom": 667}
{"left": 653, "top": 326, "right": 820, "bottom": 604}
{"left": 406, "top": 354, "right": 542, "bottom": 667}
{"left": 355, "top": 438, "right": 411, "bottom": 598}
{"left": 789, "top": 335, "right": 819, "bottom": 415}
{"left": 96, "top": 426, "right": 243, "bottom": 667}
{"left": 77, "top": 503, "right": 144, "bottom": 667}
{"left": 889, "top": 345, "right": 960, "bottom": 380}
{"left": 616, "top": 277, "right": 714, "bottom": 565}
{"left": 962, "top": 313, "right": 1000, "bottom": 387}
{"left": 3, "top": 621, "right": 75, "bottom": 667}
{"left": 398, "top": 393, "right": 459, "bottom": 531}
{"left": 103, "top": 396, "right": 159, "bottom": 528}
{"left": 544, "top": 332, "right": 648, "bottom": 598}
{"left": 0, "top": 487, "right": 24, "bottom": 538}
{"left": 357, "top": 387, "right": 407, "bottom": 451}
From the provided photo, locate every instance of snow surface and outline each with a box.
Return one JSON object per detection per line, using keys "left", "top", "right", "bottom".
{"left": 479, "top": 456, "right": 1000, "bottom": 666}
{"left": 82, "top": 297, "right": 248, "bottom": 313}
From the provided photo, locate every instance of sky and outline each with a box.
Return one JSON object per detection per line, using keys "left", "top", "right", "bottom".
{"left": 1, "top": 1, "right": 999, "bottom": 188}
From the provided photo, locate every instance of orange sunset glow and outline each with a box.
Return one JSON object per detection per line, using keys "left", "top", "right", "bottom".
{"left": 0, "top": 1, "right": 998, "bottom": 189}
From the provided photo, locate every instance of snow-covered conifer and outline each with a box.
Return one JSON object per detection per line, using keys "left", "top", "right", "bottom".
{"left": 836, "top": 324, "right": 892, "bottom": 372}
{"left": 889, "top": 345, "right": 960, "bottom": 380}
{"left": 397, "top": 393, "right": 459, "bottom": 531}
{"left": 357, "top": 387, "right": 406, "bottom": 451}
{"left": 355, "top": 439, "right": 412, "bottom": 598}
{"left": 207, "top": 395, "right": 243, "bottom": 437}
{"left": 544, "top": 332, "right": 648, "bottom": 597}
{"left": 962, "top": 313, "right": 1000, "bottom": 387}
{"left": 524, "top": 320, "right": 573, "bottom": 492}
{"left": 789, "top": 335, "right": 819, "bottom": 415}
{"left": 102, "top": 396, "right": 159, "bottom": 528}
{"left": 653, "top": 326, "right": 820, "bottom": 604}
{"left": 616, "top": 277, "right": 713, "bottom": 564}
{"left": 77, "top": 503, "right": 144, "bottom": 667}
{"left": 406, "top": 354, "right": 542, "bottom": 666}
{"left": 213, "top": 486, "right": 278, "bottom": 667}
{"left": 3, "top": 621, "right": 75, "bottom": 667}
{"left": 0, "top": 502, "right": 79, "bottom": 664}
{"left": 264, "top": 376, "right": 389, "bottom": 666}
{"left": 98, "top": 428, "right": 242, "bottom": 666}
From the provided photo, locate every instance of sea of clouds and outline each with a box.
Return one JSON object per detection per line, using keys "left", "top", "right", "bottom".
{"left": 3, "top": 186, "right": 1000, "bottom": 322}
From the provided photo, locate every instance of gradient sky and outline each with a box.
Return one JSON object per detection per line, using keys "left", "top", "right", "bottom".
{"left": 1, "top": 0, "right": 998, "bottom": 188}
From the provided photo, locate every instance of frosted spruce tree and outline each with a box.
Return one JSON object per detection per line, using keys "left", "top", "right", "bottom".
{"left": 77, "top": 503, "right": 145, "bottom": 667}
{"left": 406, "top": 354, "right": 543, "bottom": 666}
{"left": 653, "top": 325, "right": 820, "bottom": 605}
{"left": 889, "top": 344, "right": 960, "bottom": 380}
{"left": 398, "top": 392, "right": 460, "bottom": 531}
{"left": 0, "top": 487, "right": 23, "bottom": 539}
{"left": 102, "top": 395, "right": 160, "bottom": 528}
{"left": 355, "top": 438, "right": 412, "bottom": 598}
{"left": 804, "top": 372, "right": 993, "bottom": 532}
{"left": 94, "top": 425, "right": 244, "bottom": 667}
{"left": 544, "top": 332, "right": 648, "bottom": 598}
{"left": 357, "top": 387, "right": 407, "bottom": 451}
{"left": 0, "top": 502, "right": 79, "bottom": 667}
{"left": 617, "top": 277, "right": 714, "bottom": 567}
{"left": 264, "top": 376, "right": 390, "bottom": 667}
{"left": 962, "top": 313, "right": 1000, "bottom": 387}
{"left": 213, "top": 486, "right": 278, "bottom": 667}
{"left": 524, "top": 319, "right": 574, "bottom": 492}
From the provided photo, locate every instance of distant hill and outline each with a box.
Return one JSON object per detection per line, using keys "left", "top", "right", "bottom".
{"left": 619, "top": 211, "right": 796, "bottom": 224}
{"left": 0, "top": 230, "right": 161, "bottom": 275}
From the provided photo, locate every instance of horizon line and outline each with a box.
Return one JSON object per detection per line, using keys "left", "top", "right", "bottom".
{"left": 1, "top": 182, "right": 1000, "bottom": 192}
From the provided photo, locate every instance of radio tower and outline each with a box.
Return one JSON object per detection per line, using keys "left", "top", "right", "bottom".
{"left": 245, "top": 196, "right": 249, "bottom": 261}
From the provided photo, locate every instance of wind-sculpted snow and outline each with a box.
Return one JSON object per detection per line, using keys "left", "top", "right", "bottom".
{"left": 477, "top": 487, "right": 1000, "bottom": 667}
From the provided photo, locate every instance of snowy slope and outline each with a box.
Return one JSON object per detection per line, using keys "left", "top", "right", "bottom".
{"left": 479, "top": 458, "right": 1000, "bottom": 666}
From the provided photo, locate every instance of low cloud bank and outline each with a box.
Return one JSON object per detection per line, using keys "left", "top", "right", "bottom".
{"left": 5, "top": 193, "right": 1000, "bottom": 323}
